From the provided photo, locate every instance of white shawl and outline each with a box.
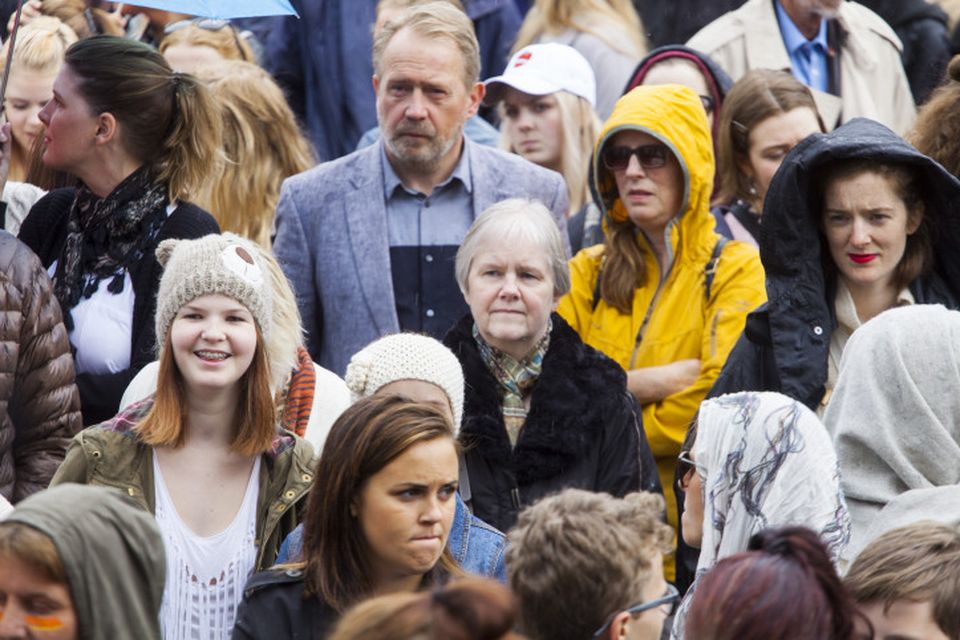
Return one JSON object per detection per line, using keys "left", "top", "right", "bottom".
{"left": 672, "top": 391, "right": 850, "bottom": 639}
{"left": 824, "top": 304, "right": 960, "bottom": 563}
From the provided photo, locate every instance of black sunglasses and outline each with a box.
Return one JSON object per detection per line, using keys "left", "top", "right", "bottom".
{"left": 592, "top": 584, "right": 681, "bottom": 637}
{"left": 601, "top": 143, "right": 670, "bottom": 172}
{"left": 699, "top": 94, "right": 716, "bottom": 115}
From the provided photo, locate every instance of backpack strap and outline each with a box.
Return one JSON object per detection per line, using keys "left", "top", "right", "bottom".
{"left": 704, "top": 237, "right": 729, "bottom": 301}
{"left": 592, "top": 256, "right": 606, "bottom": 311}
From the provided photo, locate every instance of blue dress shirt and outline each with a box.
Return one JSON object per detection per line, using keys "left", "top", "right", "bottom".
{"left": 775, "top": 0, "right": 830, "bottom": 93}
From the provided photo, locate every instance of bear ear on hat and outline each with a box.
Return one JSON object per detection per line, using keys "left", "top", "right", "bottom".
{"left": 155, "top": 239, "right": 180, "bottom": 267}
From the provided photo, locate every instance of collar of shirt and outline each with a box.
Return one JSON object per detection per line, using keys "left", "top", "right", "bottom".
{"left": 380, "top": 137, "right": 473, "bottom": 200}
{"left": 775, "top": 0, "right": 829, "bottom": 56}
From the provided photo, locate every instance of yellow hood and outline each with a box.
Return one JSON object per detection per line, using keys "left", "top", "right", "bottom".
{"left": 592, "top": 84, "right": 716, "bottom": 258}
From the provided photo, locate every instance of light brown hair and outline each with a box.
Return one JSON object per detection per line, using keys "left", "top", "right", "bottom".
{"left": 512, "top": 0, "right": 646, "bottom": 59}
{"left": 300, "top": 394, "right": 461, "bottom": 612}
{"left": 0, "top": 523, "right": 68, "bottom": 585}
{"left": 908, "top": 55, "right": 960, "bottom": 180}
{"left": 506, "top": 489, "right": 673, "bottom": 640}
{"left": 64, "top": 36, "right": 221, "bottom": 202}
{"left": 845, "top": 522, "right": 960, "bottom": 639}
{"left": 194, "top": 61, "right": 315, "bottom": 247}
{"left": 159, "top": 22, "right": 255, "bottom": 62}
{"left": 372, "top": 2, "right": 480, "bottom": 89}
{"left": 715, "top": 69, "right": 823, "bottom": 206}
{"left": 136, "top": 327, "right": 277, "bottom": 456}
{"left": 329, "top": 577, "right": 523, "bottom": 640}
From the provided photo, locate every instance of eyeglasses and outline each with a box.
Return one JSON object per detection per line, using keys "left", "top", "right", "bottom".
{"left": 601, "top": 143, "right": 671, "bottom": 172}
{"left": 592, "top": 584, "right": 681, "bottom": 637}
{"left": 699, "top": 94, "right": 716, "bottom": 116}
{"left": 676, "top": 450, "right": 706, "bottom": 491}
{"left": 164, "top": 18, "right": 250, "bottom": 62}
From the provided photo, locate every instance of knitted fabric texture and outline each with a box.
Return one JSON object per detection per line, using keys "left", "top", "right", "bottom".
{"left": 154, "top": 233, "right": 272, "bottom": 351}
{"left": 344, "top": 333, "right": 465, "bottom": 432}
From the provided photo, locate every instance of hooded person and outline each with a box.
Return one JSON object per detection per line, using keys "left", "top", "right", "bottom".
{"left": 709, "top": 118, "right": 960, "bottom": 414}
{"left": 0, "top": 483, "right": 166, "bottom": 640}
{"left": 557, "top": 83, "right": 766, "bottom": 580}
{"left": 823, "top": 304, "right": 960, "bottom": 563}
{"left": 568, "top": 45, "right": 736, "bottom": 251}
{"left": 671, "top": 391, "right": 851, "bottom": 638}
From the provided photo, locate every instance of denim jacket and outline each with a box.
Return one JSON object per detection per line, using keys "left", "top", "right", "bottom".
{"left": 276, "top": 493, "right": 507, "bottom": 582}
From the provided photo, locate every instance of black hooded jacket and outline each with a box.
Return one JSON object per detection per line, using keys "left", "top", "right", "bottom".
{"left": 709, "top": 118, "right": 960, "bottom": 410}
{"left": 443, "top": 313, "right": 660, "bottom": 533}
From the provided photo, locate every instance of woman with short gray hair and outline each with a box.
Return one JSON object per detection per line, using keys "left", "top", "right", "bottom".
{"left": 443, "top": 198, "right": 660, "bottom": 533}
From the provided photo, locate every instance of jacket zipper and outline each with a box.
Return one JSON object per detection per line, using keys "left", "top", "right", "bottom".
{"left": 628, "top": 279, "right": 665, "bottom": 369}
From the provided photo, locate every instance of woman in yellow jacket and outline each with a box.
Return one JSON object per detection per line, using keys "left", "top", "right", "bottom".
{"left": 558, "top": 84, "right": 766, "bottom": 578}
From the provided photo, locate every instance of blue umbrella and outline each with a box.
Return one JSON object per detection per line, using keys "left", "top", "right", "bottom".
{"left": 121, "top": 0, "right": 299, "bottom": 19}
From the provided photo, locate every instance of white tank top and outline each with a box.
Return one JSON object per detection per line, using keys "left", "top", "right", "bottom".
{"left": 153, "top": 452, "right": 261, "bottom": 640}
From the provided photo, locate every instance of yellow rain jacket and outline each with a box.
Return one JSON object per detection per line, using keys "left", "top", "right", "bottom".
{"left": 558, "top": 85, "right": 766, "bottom": 575}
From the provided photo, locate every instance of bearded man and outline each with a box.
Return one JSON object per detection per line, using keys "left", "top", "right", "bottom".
{"left": 687, "top": 0, "right": 916, "bottom": 133}
{"left": 272, "top": 2, "right": 568, "bottom": 376}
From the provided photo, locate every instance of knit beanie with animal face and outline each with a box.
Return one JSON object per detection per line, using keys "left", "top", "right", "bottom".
{"left": 154, "top": 233, "right": 273, "bottom": 352}
{"left": 344, "top": 333, "right": 465, "bottom": 433}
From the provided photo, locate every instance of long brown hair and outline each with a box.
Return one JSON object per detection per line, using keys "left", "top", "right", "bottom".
{"left": 136, "top": 326, "right": 277, "bottom": 456}
{"left": 64, "top": 36, "right": 221, "bottom": 201}
{"left": 301, "top": 394, "right": 461, "bottom": 612}
{"left": 715, "top": 69, "right": 823, "bottom": 206}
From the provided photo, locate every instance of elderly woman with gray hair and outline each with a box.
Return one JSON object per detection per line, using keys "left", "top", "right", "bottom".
{"left": 442, "top": 198, "right": 660, "bottom": 533}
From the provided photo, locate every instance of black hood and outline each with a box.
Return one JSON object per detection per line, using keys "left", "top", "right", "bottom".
{"left": 761, "top": 117, "right": 960, "bottom": 297}
{"left": 756, "top": 118, "right": 960, "bottom": 404}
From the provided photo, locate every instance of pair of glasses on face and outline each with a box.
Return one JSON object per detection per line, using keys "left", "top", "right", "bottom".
{"left": 676, "top": 450, "right": 706, "bottom": 492}
{"left": 164, "top": 18, "right": 250, "bottom": 62}
{"left": 699, "top": 94, "right": 716, "bottom": 116}
{"left": 601, "top": 144, "right": 670, "bottom": 172}
{"left": 592, "top": 583, "right": 681, "bottom": 637}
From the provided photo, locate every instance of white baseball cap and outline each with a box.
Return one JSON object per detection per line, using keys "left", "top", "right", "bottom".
{"left": 483, "top": 43, "right": 597, "bottom": 107}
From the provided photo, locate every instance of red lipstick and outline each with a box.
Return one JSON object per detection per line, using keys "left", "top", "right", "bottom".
{"left": 848, "top": 254, "right": 877, "bottom": 264}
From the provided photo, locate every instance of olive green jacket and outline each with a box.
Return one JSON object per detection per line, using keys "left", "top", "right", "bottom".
{"left": 51, "top": 397, "right": 315, "bottom": 571}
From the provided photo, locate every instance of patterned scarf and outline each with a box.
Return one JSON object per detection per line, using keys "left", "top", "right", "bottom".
{"left": 52, "top": 166, "right": 168, "bottom": 329}
{"left": 281, "top": 346, "right": 317, "bottom": 438}
{"left": 474, "top": 321, "right": 551, "bottom": 447}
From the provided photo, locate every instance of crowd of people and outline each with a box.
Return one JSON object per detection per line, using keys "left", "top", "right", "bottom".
{"left": 1, "top": 0, "right": 959, "bottom": 639}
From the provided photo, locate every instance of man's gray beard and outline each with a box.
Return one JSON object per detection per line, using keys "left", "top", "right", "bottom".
{"left": 385, "top": 123, "right": 463, "bottom": 175}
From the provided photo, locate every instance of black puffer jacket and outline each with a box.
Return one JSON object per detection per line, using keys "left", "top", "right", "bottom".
{"left": 444, "top": 313, "right": 660, "bottom": 533}
{"left": 709, "top": 118, "right": 960, "bottom": 410}
{"left": 859, "top": 0, "right": 951, "bottom": 104}
{"left": 0, "top": 230, "right": 81, "bottom": 503}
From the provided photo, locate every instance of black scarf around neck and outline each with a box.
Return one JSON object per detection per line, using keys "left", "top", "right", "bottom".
{"left": 52, "top": 166, "right": 168, "bottom": 329}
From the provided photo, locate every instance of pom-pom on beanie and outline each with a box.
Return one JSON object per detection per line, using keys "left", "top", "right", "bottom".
{"left": 345, "top": 333, "right": 465, "bottom": 432}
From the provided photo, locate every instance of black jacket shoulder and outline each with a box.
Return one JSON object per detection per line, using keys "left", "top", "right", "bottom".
{"left": 443, "top": 313, "right": 659, "bottom": 532}
{"left": 233, "top": 569, "right": 337, "bottom": 640}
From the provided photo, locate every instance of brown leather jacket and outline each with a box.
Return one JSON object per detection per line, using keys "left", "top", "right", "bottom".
{"left": 0, "top": 230, "right": 81, "bottom": 502}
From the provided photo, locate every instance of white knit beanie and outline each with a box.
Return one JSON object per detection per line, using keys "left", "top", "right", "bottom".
{"left": 154, "top": 233, "right": 273, "bottom": 351}
{"left": 345, "top": 333, "right": 465, "bottom": 432}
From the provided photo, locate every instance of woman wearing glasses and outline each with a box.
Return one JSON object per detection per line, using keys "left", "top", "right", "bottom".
{"left": 557, "top": 83, "right": 766, "bottom": 579}
{"left": 670, "top": 391, "right": 850, "bottom": 638}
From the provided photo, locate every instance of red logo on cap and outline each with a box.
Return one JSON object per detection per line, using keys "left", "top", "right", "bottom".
{"left": 513, "top": 51, "right": 533, "bottom": 67}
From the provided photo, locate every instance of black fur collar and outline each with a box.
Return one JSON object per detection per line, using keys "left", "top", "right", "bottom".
{"left": 444, "top": 313, "right": 627, "bottom": 486}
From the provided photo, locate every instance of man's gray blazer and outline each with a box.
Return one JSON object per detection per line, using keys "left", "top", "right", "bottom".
{"left": 273, "top": 138, "right": 570, "bottom": 376}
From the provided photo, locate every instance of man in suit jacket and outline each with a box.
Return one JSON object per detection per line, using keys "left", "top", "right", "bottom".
{"left": 274, "top": 2, "right": 568, "bottom": 375}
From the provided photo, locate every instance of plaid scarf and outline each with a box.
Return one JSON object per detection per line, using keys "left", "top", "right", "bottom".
{"left": 474, "top": 321, "right": 551, "bottom": 447}
{"left": 52, "top": 166, "right": 168, "bottom": 329}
